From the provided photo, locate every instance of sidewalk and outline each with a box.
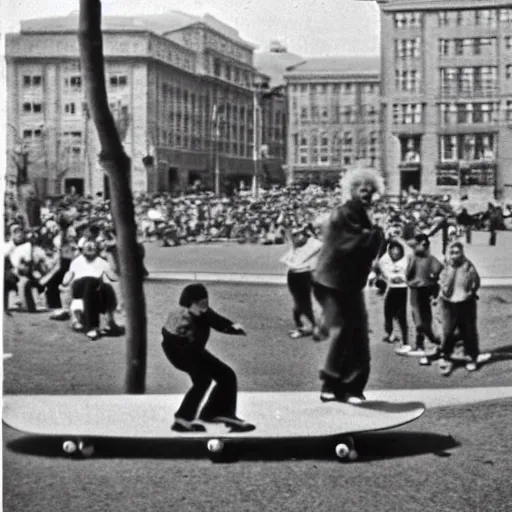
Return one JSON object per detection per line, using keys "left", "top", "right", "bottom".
{"left": 148, "top": 271, "right": 512, "bottom": 288}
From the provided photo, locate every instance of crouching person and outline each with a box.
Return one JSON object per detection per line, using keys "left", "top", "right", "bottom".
{"left": 60, "top": 241, "right": 124, "bottom": 340}
{"left": 438, "top": 242, "right": 483, "bottom": 376}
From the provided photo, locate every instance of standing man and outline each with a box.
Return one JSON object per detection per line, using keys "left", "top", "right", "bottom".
{"left": 312, "top": 168, "right": 385, "bottom": 404}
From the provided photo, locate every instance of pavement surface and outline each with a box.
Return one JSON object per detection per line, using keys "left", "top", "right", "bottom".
{"left": 3, "top": 259, "right": 512, "bottom": 511}
{"left": 144, "top": 231, "right": 512, "bottom": 287}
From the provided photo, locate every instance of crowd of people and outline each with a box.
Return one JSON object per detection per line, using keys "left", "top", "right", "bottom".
{"left": 3, "top": 180, "right": 508, "bottom": 352}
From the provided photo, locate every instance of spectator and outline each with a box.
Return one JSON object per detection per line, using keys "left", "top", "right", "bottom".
{"left": 437, "top": 242, "right": 482, "bottom": 375}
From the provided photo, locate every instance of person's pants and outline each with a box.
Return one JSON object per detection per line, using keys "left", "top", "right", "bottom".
{"left": 71, "top": 277, "right": 117, "bottom": 331}
{"left": 44, "top": 259, "right": 71, "bottom": 309}
{"left": 489, "top": 229, "right": 496, "bottom": 246}
{"left": 384, "top": 287, "right": 408, "bottom": 344}
{"left": 287, "top": 270, "right": 315, "bottom": 328}
{"left": 161, "top": 330, "right": 237, "bottom": 421}
{"left": 313, "top": 283, "right": 370, "bottom": 396}
{"left": 409, "top": 287, "right": 439, "bottom": 349}
{"left": 440, "top": 298, "right": 479, "bottom": 361}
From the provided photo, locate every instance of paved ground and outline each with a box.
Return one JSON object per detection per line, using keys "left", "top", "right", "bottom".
{"left": 144, "top": 230, "right": 512, "bottom": 278}
{"left": 3, "top": 282, "right": 512, "bottom": 511}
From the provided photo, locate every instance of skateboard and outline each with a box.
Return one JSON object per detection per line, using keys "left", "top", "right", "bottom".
{"left": 3, "top": 393, "right": 425, "bottom": 462}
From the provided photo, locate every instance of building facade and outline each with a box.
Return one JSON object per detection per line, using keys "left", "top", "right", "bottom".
{"left": 366, "top": 0, "right": 512, "bottom": 201}
{"left": 284, "top": 57, "right": 381, "bottom": 185}
{"left": 5, "top": 11, "right": 279, "bottom": 197}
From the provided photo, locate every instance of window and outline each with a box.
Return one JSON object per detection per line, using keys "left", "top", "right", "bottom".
{"left": 395, "top": 38, "right": 421, "bottom": 60}
{"left": 300, "top": 84, "right": 307, "bottom": 93}
{"left": 69, "top": 76, "right": 81, "bottom": 88}
{"left": 343, "top": 132, "right": 352, "bottom": 149}
{"left": 343, "top": 84, "right": 352, "bottom": 93}
{"left": 438, "top": 11, "right": 449, "bottom": 26}
{"left": 439, "top": 39, "right": 450, "bottom": 56}
{"left": 109, "top": 75, "right": 128, "bottom": 87}
{"left": 478, "top": 9, "right": 498, "bottom": 27}
{"left": 394, "top": 12, "right": 421, "bottom": 28}
{"left": 23, "top": 75, "right": 42, "bottom": 87}
{"left": 507, "top": 65, "right": 512, "bottom": 79}
{"left": 343, "top": 156, "right": 351, "bottom": 165}
{"left": 395, "top": 69, "right": 419, "bottom": 92}
{"left": 343, "top": 106, "right": 353, "bottom": 123}
{"left": 393, "top": 104, "right": 422, "bottom": 124}
{"left": 455, "top": 39, "right": 464, "bottom": 56}
{"left": 440, "top": 135, "right": 457, "bottom": 161}
{"left": 505, "top": 101, "right": 512, "bottom": 121}
{"left": 319, "top": 133, "right": 329, "bottom": 164}
{"left": 501, "top": 8, "right": 512, "bottom": 23}
{"left": 64, "top": 103, "right": 76, "bottom": 115}
{"left": 23, "top": 129, "right": 32, "bottom": 139}
{"left": 22, "top": 102, "right": 31, "bottom": 113}
{"left": 506, "top": 37, "right": 512, "bottom": 50}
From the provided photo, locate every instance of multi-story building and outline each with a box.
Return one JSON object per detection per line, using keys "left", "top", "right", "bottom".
{"left": 5, "top": 11, "right": 275, "bottom": 197}
{"left": 284, "top": 57, "right": 381, "bottom": 184}
{"left": 363, "top": 0, "right": 512, "bottom": 201}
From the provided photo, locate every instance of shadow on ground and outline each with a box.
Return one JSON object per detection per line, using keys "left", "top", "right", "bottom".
{"left": 5, "top": 430, "right": 459, "bottom": 463}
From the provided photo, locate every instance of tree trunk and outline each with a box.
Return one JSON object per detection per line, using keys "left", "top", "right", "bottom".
{"left": 78, "top": 0, "right": 147, "bottom": 393}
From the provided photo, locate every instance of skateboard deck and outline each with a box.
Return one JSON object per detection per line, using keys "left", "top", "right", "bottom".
{"left": 3, "top": 393, "right": 424, "bottom": 439}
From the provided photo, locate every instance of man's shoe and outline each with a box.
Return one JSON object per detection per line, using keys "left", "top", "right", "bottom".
{"left": 101, "top": 324, "right": 125, "bottom": 337}
{"left": 439, "top": 358, "right": 454, "bottom": 376}
{"left": 465, "top": 361, "right": 478, "bottom": 372}
{"left": 395, "top": 345, "right": 412, "bottom": 356}
{"left": 171, "top": 417, "right": 207, "bottom": 432}
{"left": 419, "top": 356, "right": 431, "bottom": 366}
{"left": 207, "top": 416, "right": 256, "bottom": 432}
{"left": 86, "top": 329, "right": 101, "bottom": 341}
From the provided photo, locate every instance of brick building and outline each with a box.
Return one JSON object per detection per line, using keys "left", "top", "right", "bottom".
{"left": 361, "top": 0, "right": 512, "bottom": 201}
{"left": 284, "top": 57, "right": 381, "bottom": 184}
{"left": 5, "top": 11, "right": 284, "bottom": 197}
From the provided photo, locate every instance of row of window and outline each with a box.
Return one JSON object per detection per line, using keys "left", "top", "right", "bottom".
{"left": 21, "top": 74, "right": 128, "bottom": 89}
{"left": 212, "top": 57, "right": 253, "bottom": 88}
{"left": 289, "top": 83, "right": 379, "bottom": 95}
{"left": 438, "top": 9, "right": 512, "bottom": 28}
{"left": 393, "top": 8, "right": 512, "bottom": 29}
{"left": 440, "top": 66, "right": 499, "bottom": 97}
{"left": 292, "top": 103, "right": 379, "bottom": 123}
{"left": 440, "top": 133, "right": 495, "bottom": 162}
{"left": 438, "top": 37, "right": 504, "bottom": 57}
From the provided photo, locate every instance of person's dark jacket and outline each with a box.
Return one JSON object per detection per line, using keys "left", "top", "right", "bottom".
{"left": 313, "top": 198, "right": 384, "bottom": 292}
{"left": 162, "top": 307, "right": 239, "bottom": 350}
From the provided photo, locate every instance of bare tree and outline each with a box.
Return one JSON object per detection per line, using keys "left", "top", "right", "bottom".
{"left": 78, "top": 0, "right": 147, "bottom": 393}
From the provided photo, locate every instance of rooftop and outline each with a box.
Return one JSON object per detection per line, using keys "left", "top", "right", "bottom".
{"left": 285, "top": 56, "right": 380, "bottom": 76}
{"left": 18, "top": 10, "right": 256, "bottom": 49}
{"left": 254, "top": 49, "right": 304, "bottom": 88}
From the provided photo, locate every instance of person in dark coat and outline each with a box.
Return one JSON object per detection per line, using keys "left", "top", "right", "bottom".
{"left": 312, "top": 168, "right": 385, "bottom": 404}
{"left": 161, "top": 283, "right": 255, "bottom": 432}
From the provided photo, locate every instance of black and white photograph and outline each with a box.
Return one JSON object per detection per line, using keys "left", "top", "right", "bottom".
{"left": 2, "top": 0, "right": 512, "bottom": 510}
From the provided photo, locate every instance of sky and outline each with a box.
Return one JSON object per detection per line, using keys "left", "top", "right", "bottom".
{"left": 1, "top": 0, "right": 381, "bottom": 57}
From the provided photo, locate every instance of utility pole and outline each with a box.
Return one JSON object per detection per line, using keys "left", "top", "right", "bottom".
{"left": 252, "top": 87, "right": 261, "bottom": 198}
{"left": 212, "top": 104, "right": 221, "bottom": 196}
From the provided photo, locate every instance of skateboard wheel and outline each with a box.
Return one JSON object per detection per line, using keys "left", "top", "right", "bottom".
{"left": 78, "top": 441, "right": 95, "bottom": 458}
{"left": 207, "top": 439, "right": 224, "bottom": 454}
{"left": 335, "top": 443, "right": 350, "bottom": 460}
{"left": 62, "top": 440, "right": 77, "bottom": 455}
